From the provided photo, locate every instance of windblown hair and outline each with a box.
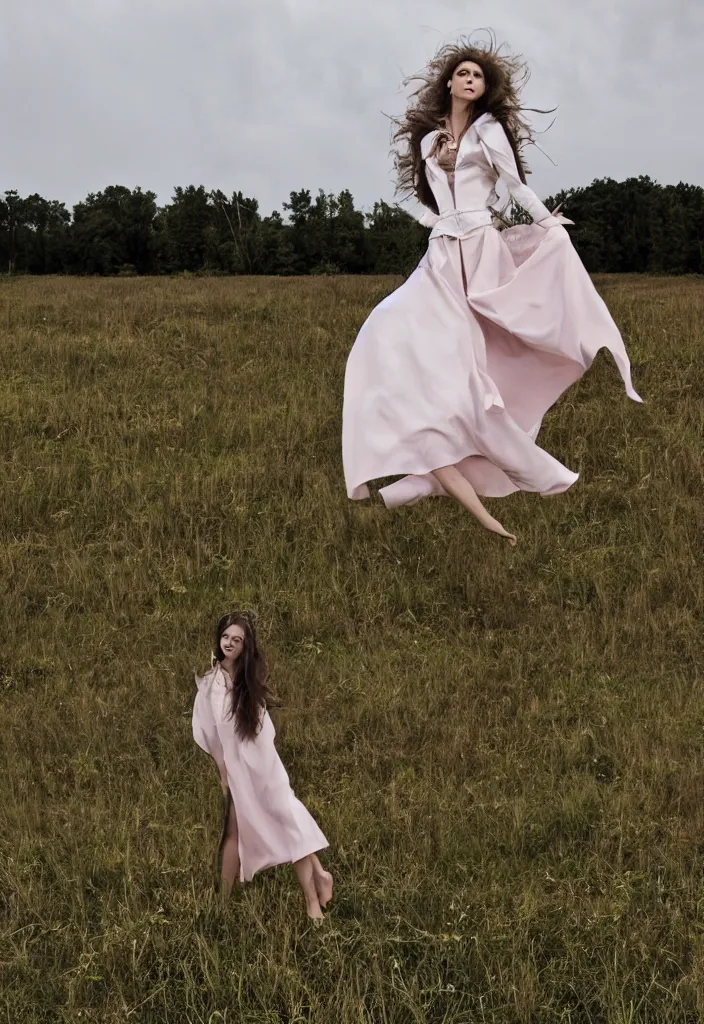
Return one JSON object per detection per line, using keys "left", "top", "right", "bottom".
{"left": 213, "top": 611, "right": 278, "bottom": 741}
{"left": 393, "top": 35, "right": 542, "bottom": 212}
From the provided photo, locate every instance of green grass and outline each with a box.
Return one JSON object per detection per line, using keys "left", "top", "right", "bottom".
{"left": 1, "top": 273, "right": 704, "bottom": 1023}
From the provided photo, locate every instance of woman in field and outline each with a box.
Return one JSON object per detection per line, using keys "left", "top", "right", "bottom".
{"left": 342, "top": 38, "right": 641, "bottom": 544}
{"left": 192, "top": 611, "right": 333, "bottom": 919}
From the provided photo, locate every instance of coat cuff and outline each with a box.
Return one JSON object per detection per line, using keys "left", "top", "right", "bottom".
{"left": 536, "top": 213, "right": 575, "bottom": 229}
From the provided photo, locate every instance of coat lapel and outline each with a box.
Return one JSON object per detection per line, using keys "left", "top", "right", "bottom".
{"left": 420, "top": 129, "right": 441, "bottom": 161}
{"left": 422, "top": 113, "right": 494, "bottom": 166}
{"left": 457, "top": 111, "right": 493, "bottom": 164}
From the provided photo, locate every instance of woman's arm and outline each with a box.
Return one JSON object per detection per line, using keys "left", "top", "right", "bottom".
{"left": 477, "top": 118, "right": 567, "bottom": 228}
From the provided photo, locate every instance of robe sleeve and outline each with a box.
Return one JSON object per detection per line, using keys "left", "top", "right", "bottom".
{"left": 476, "top": 117, "right": 563, "bottom": 228}
{"left": 417, "top": 206, "right": 440, "bottom": 228}
{"left": 192, "top": 671, "right": 226, "bottom": 773}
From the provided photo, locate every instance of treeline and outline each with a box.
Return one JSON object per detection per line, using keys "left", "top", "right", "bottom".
{"left": 1, "top": 175, "right": 703, "bottom": 277}
{"left": 547, "top": 177, "right": 704, "bottom": 275}
{"left": 0, "top": 186, "right": 428, "bottom": 278}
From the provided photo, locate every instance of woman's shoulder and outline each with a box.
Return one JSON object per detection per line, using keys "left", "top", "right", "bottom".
{"left": 472, "top": 111, "right": 498, "bottom": 134}
{"left": 472, "top": 114, "right": 512, "bottom": 158}
{"left": 194, "top": 664, "right": 219, "bottom": 690}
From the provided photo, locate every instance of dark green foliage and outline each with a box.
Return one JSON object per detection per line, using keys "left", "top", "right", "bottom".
{"left": 0, "top": 190, "right": 70, "bottom": 274}
{"left": 157, "top": 184, "right": 212, "bottom": 273}
{"left": 2, "top": 175, "right": 704, "bottom": 277}
{"left": 545, "top": 176, "right": 704, "bottom": 274}
{"left": 0, "top": 184, "right": 431, "bottom": 276}
{"left": 366, "top": 200, "right": 430, "bottom": 275}
{"left": 282, "top": 188, "right": 368, "bottom": 274}
{"left": 69, "top": 185, "right": 157, "bottom": 275}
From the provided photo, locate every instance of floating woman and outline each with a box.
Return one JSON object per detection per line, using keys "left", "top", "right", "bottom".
{"left": 192, "top": 611, "right": 333, "bottom": 920}
{"left": 342, "top": 37, "right": 641, "bottom": 544}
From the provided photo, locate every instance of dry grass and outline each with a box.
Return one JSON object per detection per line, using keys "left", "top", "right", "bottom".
{"left": 1, "top": 272, "right": 704, "bottom": 1023}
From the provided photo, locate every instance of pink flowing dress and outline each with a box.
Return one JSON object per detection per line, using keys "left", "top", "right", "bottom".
{"left": 192, "top": 665, "right": 327, "bottom": 882}
{"left": 342, "top": 113, "right": 642, "bottom": 508}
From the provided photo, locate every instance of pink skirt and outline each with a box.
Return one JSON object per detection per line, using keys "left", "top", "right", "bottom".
{"left": 342, "top": 223, "right": 641, "bottom": 507}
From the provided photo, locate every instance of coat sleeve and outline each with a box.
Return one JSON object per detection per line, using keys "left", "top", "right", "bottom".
{"left": 476, "top": 117, "right": 562, "bottom": 228}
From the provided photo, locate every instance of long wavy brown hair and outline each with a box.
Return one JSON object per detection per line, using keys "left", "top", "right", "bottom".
{"left": 393, "top": 35, "right": 544, "bottom": 213}
{"left": 213, "top": 611, "right": 278, "bottom": 741}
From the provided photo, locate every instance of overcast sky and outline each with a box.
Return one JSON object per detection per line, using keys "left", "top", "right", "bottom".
{"left": 3, "top": 0, "right": 702, "bottom": 217}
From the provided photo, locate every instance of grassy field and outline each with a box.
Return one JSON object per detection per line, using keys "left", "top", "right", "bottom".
{"left": 1, "top": 272, "right": 703, "bottom": 1023}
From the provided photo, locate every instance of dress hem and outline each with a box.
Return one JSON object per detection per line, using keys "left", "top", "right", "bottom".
{"left": 347, "top": 459, "right": 580, "bottom": 507}
{"left": 240, "top": 839, "right": 330, "bottom": 883}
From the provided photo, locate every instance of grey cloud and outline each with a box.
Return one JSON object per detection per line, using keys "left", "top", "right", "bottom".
{"left": 2, "top": 0, "right": 702, "bottom": 218}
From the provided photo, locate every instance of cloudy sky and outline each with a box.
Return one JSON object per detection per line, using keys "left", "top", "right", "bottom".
{"left": 3, "top": 0, "right": 701, "bottom": 217}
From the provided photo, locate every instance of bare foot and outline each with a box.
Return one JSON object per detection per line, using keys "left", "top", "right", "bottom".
{"left": 431, "top": 465, "right": 517, "bottom": 545}
{"left": 314, "top": 869, "right": 333, "bottom": 908}
{"left": 483, "top": 517, "right": 517, "bottom": 546}
{"left": 292, "top": 855, "right": 325, "bottom": 919}
{"left": 481, "top": 523, "right": 517, "bottom": 545}
{"left": 306, "top": 897, "right": 324, "bottom": 920}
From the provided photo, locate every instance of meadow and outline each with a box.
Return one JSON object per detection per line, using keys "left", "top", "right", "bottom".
{"left": 1, "top": 271, "right": 703, "bottom": 1023}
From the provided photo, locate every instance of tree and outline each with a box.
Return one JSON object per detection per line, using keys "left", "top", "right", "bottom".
{"left": 209, "top": 190, "right": 262, "bottom": 273}
{"left": 70, "top": 186, "right": 157, "bottom": 274}
{"left": 0, "top": 191, "right": 24, "bottom": 274}
{"left": 545, "top": 175, "right": 704, "bottom": 275}
{"left": 366, "top": 201, "right": 429, "bottom": 275}
{"left": 258, "top": 211, "right": 297, "bottom": 275}
{"left": 331, "top": 190, "right": 367, "bottom": 273}
{"left": 17, "top": 194, "right": 71, "bottom": 274}
{"left": 158, "top": 186, "right": 212, "bottom": 273}
{"left": 282, "top": 189, "right": 317, "bottom": 273}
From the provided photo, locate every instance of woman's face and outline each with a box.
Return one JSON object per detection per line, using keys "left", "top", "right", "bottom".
{"left": 448, "top": 61, "right": 486, "bottom": 104}
{"left": 220, "top": 624, "right": 246, "bottom": 662}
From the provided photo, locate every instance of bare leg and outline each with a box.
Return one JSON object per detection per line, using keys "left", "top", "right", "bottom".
{"left": 432, "top": 464, "right": 517, "bottom": 545}
{"left": 292, "top": 855, "right": 323, "bottom": 920}
{"left": 218, "top": 793, "right": 240, "bottom": 898}
{"left": 310, "top": 853, "right": 333, "bottom": 907}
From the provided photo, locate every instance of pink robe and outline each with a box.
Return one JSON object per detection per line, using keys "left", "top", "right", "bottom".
{"left": 192, "top": 665, "right": 327, "bottom": 882}
{"left": 342, "top": 113, "right": 642, "bottom": 508}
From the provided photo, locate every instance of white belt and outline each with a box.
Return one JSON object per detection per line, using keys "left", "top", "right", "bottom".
{"left": 420, "top": 207, "right": 494, "bottom": 240}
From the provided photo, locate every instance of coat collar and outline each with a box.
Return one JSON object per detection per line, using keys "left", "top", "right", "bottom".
{"left": 420, "top": 111, "right": 494, "bottom": 161}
